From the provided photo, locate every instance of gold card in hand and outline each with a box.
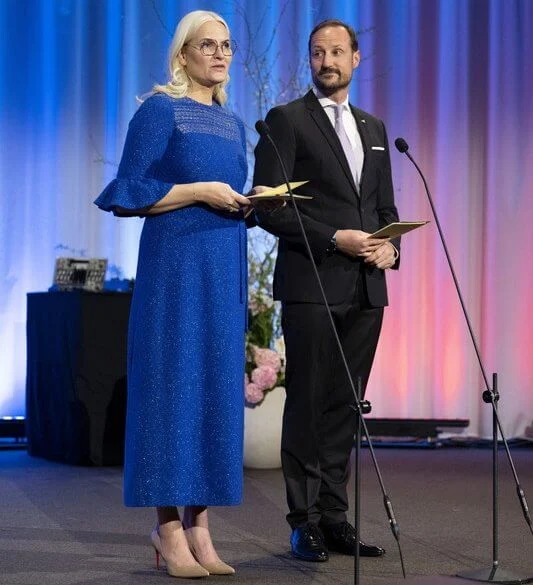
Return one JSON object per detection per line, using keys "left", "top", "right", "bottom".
{"left": 247, "top": 181, "right": 312, "bottom": 200}
{"left": 370, "top": 221, "right": 430, "bottom": 239}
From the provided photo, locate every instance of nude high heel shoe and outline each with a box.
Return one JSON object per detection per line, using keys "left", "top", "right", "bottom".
{"left": 187, "top": 540, "right": 235, "bottom": 575}
{"left": 151, "top": 527, "right": 209, "bottom": 579}
{"left": 195, "top": 558, "right": 236, "bottom": 576}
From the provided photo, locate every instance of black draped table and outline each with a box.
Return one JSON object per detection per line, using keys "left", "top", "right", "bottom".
{"left": 26, "top": 291, "right": 131, "bottom": 465}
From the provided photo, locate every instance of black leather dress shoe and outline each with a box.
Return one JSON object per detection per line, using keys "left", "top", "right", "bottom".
{"left": 320, "top": 521, "right": 385, "bottom": 557}
{"left": 290, "top": 523, "right": 329, "bottom": 562}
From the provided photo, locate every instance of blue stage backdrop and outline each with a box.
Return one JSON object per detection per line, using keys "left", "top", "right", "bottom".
{"left": 1, "top": 0, "right": 532, "bottom": 438}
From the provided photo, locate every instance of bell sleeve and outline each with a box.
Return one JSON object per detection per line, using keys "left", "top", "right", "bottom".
{"left": 94, "top": 94, "right": 176, "bottom": 216}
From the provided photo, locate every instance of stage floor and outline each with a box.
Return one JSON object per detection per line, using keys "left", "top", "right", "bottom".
{"left": 0, "top": 447, "right": 532, "bottom": 585}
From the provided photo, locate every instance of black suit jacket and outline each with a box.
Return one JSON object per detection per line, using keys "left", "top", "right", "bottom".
{"left": 253, "top": 90, "right": 400, "bottom": 307}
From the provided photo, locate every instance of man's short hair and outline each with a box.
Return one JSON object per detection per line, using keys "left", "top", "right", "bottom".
{"left": 308, "top": 19, "right": 359, "bottom": 53}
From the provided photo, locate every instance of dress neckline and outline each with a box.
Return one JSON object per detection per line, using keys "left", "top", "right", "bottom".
{"left": 182, "top": 96, "right": 220, "bottom": 108}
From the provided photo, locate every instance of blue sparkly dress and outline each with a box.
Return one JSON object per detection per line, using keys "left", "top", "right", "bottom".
{"left": 95, "top": 94, "right": 248, "bottom": 507}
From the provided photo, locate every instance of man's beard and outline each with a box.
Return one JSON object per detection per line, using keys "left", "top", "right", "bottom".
{"left": 312, "top": 68, "right": 352, "bottom": 95}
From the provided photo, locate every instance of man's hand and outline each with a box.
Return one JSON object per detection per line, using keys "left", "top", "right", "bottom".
{"left": 335, "top": 229, "right": 386, "bottom": 258}
{"left": 364, "top": 241, "right": 397, "bottom": 269}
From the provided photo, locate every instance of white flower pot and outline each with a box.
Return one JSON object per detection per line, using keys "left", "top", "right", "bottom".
{"left": 243, "top": 386, "right": 286, "bottom": 469}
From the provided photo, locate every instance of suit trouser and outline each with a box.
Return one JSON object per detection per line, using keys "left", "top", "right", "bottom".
{"left": 280, "top": 278, "right": 384, "bottom": 528}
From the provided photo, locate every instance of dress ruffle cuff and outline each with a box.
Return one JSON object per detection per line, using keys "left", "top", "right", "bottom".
{"left": 94, "top": 177, "right": 174, "bottom": 216}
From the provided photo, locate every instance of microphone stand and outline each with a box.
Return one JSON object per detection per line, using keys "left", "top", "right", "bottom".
{"left": 354, "top": 376, "right": 372, "bottom": 585}
{"left": 256, "top": 121, "right": 406, "bottom": 582}
{"left": 396, "top": 139, "right": 533, "bottom": 584}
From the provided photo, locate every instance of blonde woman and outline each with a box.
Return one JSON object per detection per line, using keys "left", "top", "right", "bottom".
{"left": 95, "top": 10, "right": 272, "bottom": 579}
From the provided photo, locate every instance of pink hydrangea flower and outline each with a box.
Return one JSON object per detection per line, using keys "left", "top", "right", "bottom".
{"left": 245, "top": 382, "right": 264, "bottom": 404}
{"left": 253, "top": 347, "right": 281, "bottom": 372}
{"left": 251, "top": 365, "right": 278, "bottom": 391}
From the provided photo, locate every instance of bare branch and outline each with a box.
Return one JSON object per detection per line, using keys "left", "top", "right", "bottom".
{"left": 149, "top": 0, "right": 174, "bottom": 38}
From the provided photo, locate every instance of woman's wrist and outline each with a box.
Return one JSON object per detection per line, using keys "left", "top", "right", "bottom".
{"left": 192, "top": 182, "right": 204, "bottom": 203}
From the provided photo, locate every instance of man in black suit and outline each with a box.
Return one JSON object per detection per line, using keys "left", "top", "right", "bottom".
{"left": 253, "top": 19, "right": 400, "bottom": 562}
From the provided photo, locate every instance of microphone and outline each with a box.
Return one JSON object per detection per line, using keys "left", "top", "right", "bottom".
{"left": 394, "top": 137, "right": 409, "bottom": 153}
{"left": 254, "top": 119, "right": 295, "bottom": 205}
{"left": 395, "top": 137, "right": 496, "bottom": 426}
{"left": 255, "top": 120, "right": 270, "bottom": 138}
{"left": 396, "top": 141, "right": 533, "bottom": 552}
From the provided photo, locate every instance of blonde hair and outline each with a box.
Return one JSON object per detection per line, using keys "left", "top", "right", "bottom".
{"left": 152, "top": 10, "right": 231, "bottom": 105}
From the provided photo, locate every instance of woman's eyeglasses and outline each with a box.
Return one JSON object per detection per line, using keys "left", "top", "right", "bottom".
{"left": 186, "top": 39, "right": 237, "bottom": 57}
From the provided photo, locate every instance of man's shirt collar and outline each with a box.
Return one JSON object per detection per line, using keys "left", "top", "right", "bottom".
{"left": 312, "top": 86, "right": 350, "bottom": 110}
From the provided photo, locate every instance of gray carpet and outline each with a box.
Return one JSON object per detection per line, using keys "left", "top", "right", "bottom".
{"left": 0, "top": 447, "right": 532, "bottom": 585}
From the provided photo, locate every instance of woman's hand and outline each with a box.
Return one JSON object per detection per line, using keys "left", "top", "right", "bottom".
{"left": 194, "top": 182, "right": 250, "bottom": 213}
{"left": 248, "top": 185, "right": 287, "bottom": 213}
